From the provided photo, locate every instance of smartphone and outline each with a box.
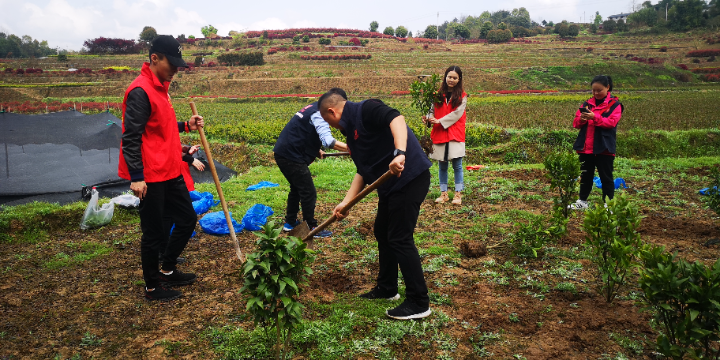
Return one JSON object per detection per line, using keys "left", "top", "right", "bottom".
{"left": 579, "top": 107, "right": 592, "bottom": 114}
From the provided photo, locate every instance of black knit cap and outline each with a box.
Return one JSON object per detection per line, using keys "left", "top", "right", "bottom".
{"left": 150, "top": 35, "right": 187, "bottom": 68}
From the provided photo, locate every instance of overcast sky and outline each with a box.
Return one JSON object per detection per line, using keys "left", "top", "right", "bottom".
{"left": 0, "top": 0, "right": 639, "bottom": 50}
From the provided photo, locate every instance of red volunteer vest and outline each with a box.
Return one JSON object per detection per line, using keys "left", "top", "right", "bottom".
{"left": 430, "top": 92, "right": 467, "bottom": 144}
{"left": 118, "top": 63, "right": 182, "bottom": 183}
{"left": 180, "top": 163, "right": 195, "bottom": 191}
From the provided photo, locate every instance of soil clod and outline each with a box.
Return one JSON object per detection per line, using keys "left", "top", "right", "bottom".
{"left": 459, "top": 241, "right": 487, "bottom": 257}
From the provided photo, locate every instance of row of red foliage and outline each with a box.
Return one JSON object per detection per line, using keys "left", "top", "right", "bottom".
{"left": 701, "top": 74, "right": 720, "bottom": 81}
{"left": 412, "top": 38, "right": 445, "bottom": 44}
{"left": 677, "top": 64, "right": 689, "bottom": 70}
{"left": 267, "top": 46, "right": 313, "bottom": 54}
{"left": 1, "top": 101, "right": 121, "bottom": 114}
{"left": 300, "top": 54, "right": 371, "bottom": 60}
{"left": 189, "top": 94, "right": 322, "bottom": 99}
{"left": 691, "top": 67, "right": 720, "bottom": 74}
{"left": 242, "top": 28, "right": 408, "bottom": 42}
{"left": 628, "top": 57, "right": 663, "bottom": 65}
{"left": 3, "top": 68, "right": 137, "bottom": 76}
{"left": 391, "top": 90, "right": 558, "bottom": 95}
{"left": 687, "top": 49, "right": 720, "bottom": 57}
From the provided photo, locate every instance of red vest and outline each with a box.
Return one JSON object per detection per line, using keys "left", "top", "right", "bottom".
{"left": 118, "top": 63, "right": 182, "bottom": 183}
{"left": 430, "top": 92, "right": 467, "bottom": 144}
{"left": 180, "top": 163, "right": 195, "bottom": 191}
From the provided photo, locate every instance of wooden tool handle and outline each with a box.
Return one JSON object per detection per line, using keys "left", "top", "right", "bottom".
{"left": 190, "top": 102, "right": 243, "bottom": 260}
{"left": 322, "top": 152, "right": 350, "bottom": 157}
{"left": 303, "top": 170, "right": 394, "bottom": 242}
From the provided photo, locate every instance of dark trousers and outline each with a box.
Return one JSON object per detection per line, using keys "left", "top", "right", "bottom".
{"left": 139, "top": 176, "right": 197, "bottom": 288}
{"left": 374, "top": 169, "right": 430, "bottom": 308}
{"left": 579, "top": 153, "right": 615, "bottom": 202}
{"left": 275, "top": 154, "right": 318, "bottom": 228}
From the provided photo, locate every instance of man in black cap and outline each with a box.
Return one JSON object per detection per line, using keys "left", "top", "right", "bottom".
{"left": 119, "top": 35, "right": 203, "bottom": 301}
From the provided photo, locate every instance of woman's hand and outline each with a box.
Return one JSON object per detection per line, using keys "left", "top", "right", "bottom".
{"left": 192, "top": 159, "right": 205, "bottom": 171}
{"left": 580, "top": 110, "right": 595, "bottom": 122}
{"left": 188, "top": 145, "right": 201, "bottom": 155}
{"left": 426, "top": 116, "right": 439, "bottom": 125}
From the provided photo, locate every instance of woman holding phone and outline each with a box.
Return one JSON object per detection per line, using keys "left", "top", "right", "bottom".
{"left": 568, "top": 75, "right": 624, "bottom": 210}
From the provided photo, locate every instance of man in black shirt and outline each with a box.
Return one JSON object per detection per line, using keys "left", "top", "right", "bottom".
{"left": 318, "top": 91, "right": 432, "bottom": 320}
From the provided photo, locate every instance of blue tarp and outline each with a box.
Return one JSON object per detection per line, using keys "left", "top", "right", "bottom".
{"left": 593, "top": 177, "right": 627, "bottom": 190}
{"left": 699, "top": 186, "right": 718, "bottom": 195}
{"left": 189, "top": 190, "right": 219, "bottom": 215}
{"left": 242, "top": 204, "right": 274, "bottom": 231}
{"left": 199, "top": 211, "right": 242, "bottom": 235}
{"left": 246, "top": 181, "right": 279, "bottom": 191}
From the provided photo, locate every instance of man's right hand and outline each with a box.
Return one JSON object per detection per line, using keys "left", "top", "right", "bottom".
{"left": 130, "top": 181, "right": 147, "bottom": 201}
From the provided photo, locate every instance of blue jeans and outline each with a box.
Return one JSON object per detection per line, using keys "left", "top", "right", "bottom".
{"left": 438, "top": 157, "right": 464, "bottom": 192}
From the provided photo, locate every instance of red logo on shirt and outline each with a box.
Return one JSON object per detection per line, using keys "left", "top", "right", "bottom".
{"left": 354, "top": 130, "right": 358, "bottom": 140}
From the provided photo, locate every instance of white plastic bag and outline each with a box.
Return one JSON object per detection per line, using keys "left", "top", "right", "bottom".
{"left": 80, "top": 188, "right": 115, "bottom": 230}
{"left": 111, "top": 194, "right": 140, "bottom": 208}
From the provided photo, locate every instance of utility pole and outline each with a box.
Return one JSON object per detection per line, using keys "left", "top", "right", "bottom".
{"left": 665, "top": 3, "right": 668, "bottom": 21}
{"left": 437, "top": 12, "right": 439, "bottom": 40}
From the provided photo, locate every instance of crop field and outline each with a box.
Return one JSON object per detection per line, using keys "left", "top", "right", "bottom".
{"left": 1, "top": 30, "right": 720, "bottom": 360}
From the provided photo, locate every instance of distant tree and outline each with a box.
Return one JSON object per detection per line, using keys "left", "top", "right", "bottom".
{"left": 667, "top": 0, "right": 706, "bottom": 31}
{"left": 0, "top": 32, "right": 56, "bottom": 58}
{"left": 383, "top": 26, "right": 395, "bottom": 36}
{"left": 139, "top": 26, "right": 157, "bottom": 45}
{"left": 370, "top": 21, "right": 379, "bottom": 32}
{"left": 513, "top": 26, "right": 531, "bottom": 37}
{"left": 453, "top": 24, "right": 471, "bottom": 39}
{"left": 480, "top": 21, "right": 494, "bottom": 38}
{"left": 201, "top": 25, "right": 218, "bottom": 38}
{"left": 408, "top": 31, "right": 413, "bottom": 37}
{"left": 616, "top": 19, "right": 628, "bottom": 31}
{"left": 395, "top": 26, "right": 409, "bottom": 38}
{"left": 83, "top": 37, "right": 142, "bottom": 54}
{"left": 548, "top": 21, "right": 554, "bottom": 27}
{"left": 542, "top": 20, "right": 547, "bottom": 26}
{"left": 486, "top": 29, "right": 513, "bottom": 43}
{"left": 177, "top": 34, "right": 187, "bottom": 43}
{"left": 602, "top": 19, "right": 617, "bottom": 32}
{"left": 188, "top": 35, "right": 196, "bottom": 39}
{"left": 628, "top": 7, "right": 659, "bottom": 27}
{"left": 568, "top": 24, "right": 580, "bottom": 37}
{"left": 423, "top": 25, "right": 438, "bottom": 39}
{"left": 497, "top": 22, "right": 508, "bottom": 30}
{"left": 594, "top": 12, "right": 603, "bottom": 27}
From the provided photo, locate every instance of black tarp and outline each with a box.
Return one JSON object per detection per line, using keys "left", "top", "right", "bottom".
{"left": 0, "top": 111, "right": 236, "bottom": 206}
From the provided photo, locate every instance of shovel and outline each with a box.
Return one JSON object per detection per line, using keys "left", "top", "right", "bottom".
{"left": 321, "top": 151, "right": 350, "bottom": 157}
{"left": 290, "top": 170, "right": 395, "bottom": 247}
{"left": 190, "top": 102, "right": 243, "bottom": 261}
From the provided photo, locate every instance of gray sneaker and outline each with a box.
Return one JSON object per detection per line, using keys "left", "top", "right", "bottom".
{"left": 568, "top": 200, "right": 589, "bottom": 210}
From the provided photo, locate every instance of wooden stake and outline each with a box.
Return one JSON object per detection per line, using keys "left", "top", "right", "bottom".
{"left": 189, "top": 102, "right": 243, "bottom": 260}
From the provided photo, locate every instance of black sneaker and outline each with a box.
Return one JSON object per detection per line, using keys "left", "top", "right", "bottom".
{"left": 158, "top": 254, "right": 186, "bottom": 264}
{"left": 359, "top": 286, "right": 400, "bottom": 301}
{"left": 386, "top": 300, "right": 432, "bottom": 320}
{"left": 158, "top": 269, "right": 197, "bottom": 286}
{"left": 144, "top": 285, "right": 182, "bottom": 301}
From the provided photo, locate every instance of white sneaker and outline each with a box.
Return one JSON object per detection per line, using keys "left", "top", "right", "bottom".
{"left": 568, "top": 200, "right": 589, "bottom": 210}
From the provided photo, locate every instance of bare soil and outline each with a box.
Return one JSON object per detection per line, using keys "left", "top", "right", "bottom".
{"left": 1, "top": 166, "right": 718, "bottom": 359}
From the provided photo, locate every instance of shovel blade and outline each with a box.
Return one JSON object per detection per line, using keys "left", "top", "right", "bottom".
{"left": 287, "top": 221, "right": 310, "bottom": 239}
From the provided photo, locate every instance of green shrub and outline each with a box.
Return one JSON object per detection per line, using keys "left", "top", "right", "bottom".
{"left": 194, "top": 56, "right": 202, "bottom": 67}
{"left": 241, "top": 222, "right": 315, "bottom": 360}
{"left": 486, "top": 29, "right": 513, "bottom": 43}
{"left": 543, "top": 151, "right": 581, "bottom": 219}
{"left": 639, "top": 245, "right": 720, "bottom": 359}
{"left": 582, "top": 192, "right": 643, "bottom": 303}
{"left": 217, "top": 52, "right": 265, "bottom": 66}
{"left": 512, "top": 216, "right": 564, "bottom": 258}
{"left": 57, "top": 52, "right": 68, "bottom": 61}
{"left": 318, "top": 38, "right": 331, "bottom": 45}
{"left": 302, "top": 35, "right": 310, "bottom": 43}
